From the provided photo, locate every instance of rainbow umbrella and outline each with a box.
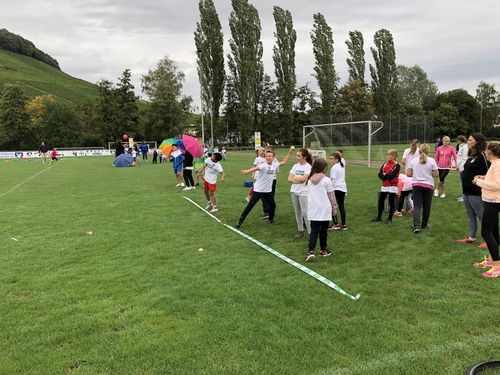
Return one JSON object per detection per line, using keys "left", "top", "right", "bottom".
{"left": 159, "top": 138, "right": 185, "bottom": 157}
{"left": 181, "top": 134, "right": 203, "bottom": 158}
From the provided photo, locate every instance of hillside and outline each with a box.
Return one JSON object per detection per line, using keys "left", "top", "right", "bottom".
{"left": 0, "top": 49, "right": 98, "bottom": 104}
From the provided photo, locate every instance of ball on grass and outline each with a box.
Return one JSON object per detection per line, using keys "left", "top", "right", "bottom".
{"left": 198, "top": 248, "right": 204, "bottom": 252}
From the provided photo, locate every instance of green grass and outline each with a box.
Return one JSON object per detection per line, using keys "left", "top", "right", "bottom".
{"left": 1, "top": 152, "right": 500, "bottom": 375}
{"left": 0, "top": 49, "right": 98, "bottom": 104}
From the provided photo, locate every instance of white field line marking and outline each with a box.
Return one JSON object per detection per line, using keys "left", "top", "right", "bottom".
{"left": 11, "top": 237, "right": 18, "bottom": 241}
{"left": 317, "top": 335, "right": 500, "bottom": 375}
{"left": 0, "top": 166, "right": 53, "bottom": 199}
{"left": 183, "top": 196, "right": 360, "bottom": 301}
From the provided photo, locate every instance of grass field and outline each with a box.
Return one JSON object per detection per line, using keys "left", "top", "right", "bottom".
{"left": 0, "top": 49, "right": 98, "bottom": 104}
{"left": 1, "top": 151, "right": 500, "bottom": 375}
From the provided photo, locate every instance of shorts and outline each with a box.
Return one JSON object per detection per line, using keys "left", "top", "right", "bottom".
{"left": 203, "top": 179, "right": 217, "bottom": 192}
{"left": 173, "top": 165, "right": 182, "bottom": 174}
{"left": 438, "top": 168, "right": 450, "bottom": 182}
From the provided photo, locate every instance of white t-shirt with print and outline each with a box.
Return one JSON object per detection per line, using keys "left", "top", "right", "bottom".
{"left": 307, "top": 176, "right": 335, "bottom": 221}
{"left": 203, "top": 158, "right": 223, "bottom": 184}
{"left": 330, "top": 163, "right": 347, "bottom": 192}
{"left": 289, "top": 162, "right": 312, "bottom": 196}
{"left": 254, "top": 162, "right": 279, "bottom": 193}
{"left": 253, "top": 156, "right": 266, "bottom": 166}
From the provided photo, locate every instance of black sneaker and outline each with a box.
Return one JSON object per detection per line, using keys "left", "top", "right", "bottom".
{"left": 305, "top": 251, "right": 315, "bottom": 261}
{"left": 320, "top": 249, "right": 332, "bottom": 257}
{"left": 413, "top": 227, "right": 420, "bottom": 234}
{"left": 371, "top": 217, "right": 382, "bottom": 222}
{"left": 384, "top": 219, "right": 392, "bottom": 224}
{"left": 260, "top": 214, "right": 270, "bottom": 220}
{"left": 235, "top": 221, "right": 243, "bottom": 229}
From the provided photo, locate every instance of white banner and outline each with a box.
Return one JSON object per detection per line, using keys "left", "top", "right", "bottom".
{"left": 0, "top": 149, "right": 114, "bottom": 159}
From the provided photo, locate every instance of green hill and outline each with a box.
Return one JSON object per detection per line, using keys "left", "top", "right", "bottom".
{"left": 0, "top": 48, "right": 98, "bottom": 104}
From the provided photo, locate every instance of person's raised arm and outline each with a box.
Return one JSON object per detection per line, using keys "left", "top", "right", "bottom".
{"left": 241, "top": 165, "right": 260, "bottom": 175}
{"left": 278, "top": 146, "right": 294, "bottom": 166}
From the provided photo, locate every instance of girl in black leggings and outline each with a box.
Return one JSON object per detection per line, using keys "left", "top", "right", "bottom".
{"left": 182, "top": 151, "right": 195, "bottom": 190}
{"left": 473, "top": 142, "right": 500, "bottom": 277}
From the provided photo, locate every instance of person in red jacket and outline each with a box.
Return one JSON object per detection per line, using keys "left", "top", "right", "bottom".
{"left": 49, "top": 147, "right": 58, "bottom": 165}
{"left": 371, "top": 149, "right": 400, "bottom": 224}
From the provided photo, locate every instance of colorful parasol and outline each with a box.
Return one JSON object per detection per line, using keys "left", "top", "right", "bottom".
{"left": 181, "top": 134, "right": 203, "bottom": 158}
{"left": 159, "top": 138, "right": 185, "bottom": 157}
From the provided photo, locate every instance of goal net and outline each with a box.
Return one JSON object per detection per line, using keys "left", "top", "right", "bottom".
{"left": 108, "top": 141, "right": 158, "bottom": 151}
{"left": 303, "top": 121, "right": 385, "bottom": 167}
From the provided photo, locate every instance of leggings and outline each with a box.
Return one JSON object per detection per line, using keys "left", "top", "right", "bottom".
{"left": 481, "top": 202, "right": 500, "bottom": 261}
{"left": 183, "top": 169, "right": 195, "bottom": 187}
{"left": 377, "top": 191, "right": 396, "bottom": 220}
{"left": 262, "top": 180, "right": 277, "bottom": 214}
{"left": 308, "top": 220, "right": 330, "bottom": 251}
{"left": 412, "top": 186, "right": 433, "bottom": 228}
{"left": 239, "top": 191, "right": 276, "bottom": 224}
{"left": 397, "top": 190, "right": 413, "bottom": 212}
{"left": 332, "top": 190, "right": 346, "bottom": 225}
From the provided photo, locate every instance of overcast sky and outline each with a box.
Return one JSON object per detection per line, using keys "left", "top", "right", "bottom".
{"left": 2, "top": 0, "right": 499, "bottom": 108}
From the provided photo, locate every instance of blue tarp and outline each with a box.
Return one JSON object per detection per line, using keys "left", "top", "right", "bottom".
{"left": 113, "top": 153, "right": 133, "bottom": 167}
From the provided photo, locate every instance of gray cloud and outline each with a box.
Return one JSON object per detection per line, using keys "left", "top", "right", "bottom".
{"left": 1, "top": 0, "right": 499, "bottom": 105}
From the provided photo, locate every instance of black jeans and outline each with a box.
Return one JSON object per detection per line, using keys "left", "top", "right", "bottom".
{"left": 377, "top": 191, "right": 396, "bottom": 220}
{"left": 308, "top": 221, "right": 329, "bottom": 251}
{"left": 332, "top": 190, "right": 346, "bottom": 225}
{"left": 397, "top": 190, "right": 412, "bottom": 212}
{"left": 412, "top": 186, "right": 433, "bottom": 228}
{"left": 481, "top": 202, "right": 500, "bottom": 261}
{"left": 262, "top": 180, "right": 277, "bottom": 215}
{"left": 239, "top": 191, "right": 276, "bottom": 223}
{"left": 183, "top": 169, "right": 195, "bottom": 187}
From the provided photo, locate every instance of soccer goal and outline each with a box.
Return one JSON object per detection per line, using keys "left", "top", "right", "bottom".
{"left": 108, "top": 141, "right": 158, "bottom": 151}
{"left": 303, "top": 121, "right": 385, "bottom": 167}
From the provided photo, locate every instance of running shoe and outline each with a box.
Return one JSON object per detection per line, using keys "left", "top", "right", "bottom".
{"left": 245, "top": 196, "right": 250, "bottom": 202}
{"left": 328, "top": 224, "right": 339, "bottom": 230}
{"left": 473, "top": 256, "right": 492, "bottom": 269}
{"left": 456, "top": 238, "right": 476, "bottom": 244}
{"left": 305, "top": 251, "right": 315, "bottom": 261}
{"left": 182, "top": 186, "right": 191, "bottom": 191}
{"left": 478, "top": 242, "right": 488, "bottom": 249}
{"left": 457, "top": 196, "right": 464, "bottom": 202}
{"left": 440, "top": 193, "right": 446, "bottom": 198}
{"left": 341, "top": 225, "right": 348, "bottom": 231}
{"left": 434, "top": 189, "right": 439, "bottom": 197}
{"left": 205, "top": 202, "right": 213, "bottom": 210}
{"left": 234, "top": 221, "right": 243, "bottom": 229}
{"left": 260, "top": 214, "right": 270, "bottom": 220}
{"left": 320, "top": 249, "right": 332, "bottom": 257}
{"left": 481, "top": 266, "right": 500, "bottom": 278}
{"left": 210, "top": 207, "right": 219, "bottom": 213}
{"left": 413, "top": 227, "right": 420, "bottom": 234}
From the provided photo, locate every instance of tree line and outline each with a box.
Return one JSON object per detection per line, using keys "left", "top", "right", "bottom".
{"left": 1, "top": 1, "right": 500, "bottom": 150}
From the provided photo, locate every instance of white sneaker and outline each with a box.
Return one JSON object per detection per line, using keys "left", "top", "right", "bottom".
{"left": 183, "top": 186, "right": 190, "bottom": 191}
{"left": 440, "top": 193, "right": 446, "bottom": 198}
{"left": 205, "top": 202, "right": 212, "bottom": 210}
{"left": 245, "top": 196, "right": 250, "bottom": 202}
{"left": 434, "top": 189, "right": 439, "bottom": 197}
{"left": 457, "top": 196, "right": 463, "bottom": 202}
{"left": 180, "top": 183, "right": 185, "bottom": 187}
{"left": 210, "top": 207, "right": 219, "bottom": 213}
{"left": 176, "top": 183, "right": 181, "bottom": 187}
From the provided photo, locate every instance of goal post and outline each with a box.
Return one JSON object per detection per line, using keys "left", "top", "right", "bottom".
{"left": 303, "top": 121, "right": 384, "bottom": 168}
{"left": 108, "top": 141, "right": 158, "bottom": 151}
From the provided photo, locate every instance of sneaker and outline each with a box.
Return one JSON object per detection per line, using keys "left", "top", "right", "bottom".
{"left": 320, "top": 249, "right": 332, "bottom": 257}
{"left": 473, "top": 256, "right": 493, "bottom": 269}
{"left": 176, "top": 183, "right": 181, "bottom": 187}
{"left": 457, "top": 196, "right": 464, "bottom": 202}
{"left": 180, "top": 183, "right": 185, "bottom": 187}
{"left": 384, "top": 219, "right": 392, "bottom": 224}
{"left": 481, "top": 266, "right": 500, "bottom": 278}
{"left": 394, "top": 211, "right": 403, "bottom": 217}
{"left": 341, "top": 225, "right": 348, "bottom": 231}
{"left": 456, "top": 237, "right": 476, "bottom": 244}
{"left": 235, "top": 221, "right": 243, "bottom": 229}
{"left": 440, "top": 193, "right": 446, "bottom": 198}
{"left": 294, "top": 231, "right": 305, "bottom": 238}
{"left": 371, "top": 217, "right": 382, "bottom": 222}
{"left": 331, "top": 224, "right": 341, "bottom": 230}
{"left": 260, "top": 214, "right": 270, "bottom": 220}
{"left": 413, "top": 227, "right": 420, "bottom": 234}
{"left": 434, "top": 189, "right": 439, "bottom": 197}
{"left": 205, "top": 202, "right": 213, "bottom": 210}
{"left": 182, "top": 186, "right": 191, "bottom": 191}
{"left": 210, "top": 207, "right": 219, "bottom": 213}
{"left": 478, "top": 242, "right": 488, "bottom": 249}
{"left": 245, "top": 196, "right": 250, "bottom": 202}
{"left": 305, "top": 251, "right": 315, "bottom": 261}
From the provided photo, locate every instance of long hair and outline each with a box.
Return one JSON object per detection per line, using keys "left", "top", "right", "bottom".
{"left": 419, "top": 144, "right": 430, "bottom": 164}
{"left": 468, "top": 133, "right": 487, "bottom": 156}
{"left": 410, "top": 139, "right": 420, "bottom": 155}
{"left": 332, "top": 152, "right": 344, "bottom": 168}
{"left": 307, "top": 158, "right": 327, "bottom": 184}
{"left": 298, "top": 148, "right": 313, "bottom": 164}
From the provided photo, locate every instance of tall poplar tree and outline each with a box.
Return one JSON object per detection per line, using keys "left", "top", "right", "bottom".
{"left": 310, "top": 13, "right": 338, "bottom": 119}
{"left": 345, "top": 30, "right": 365, "bottom": 84}
{"left": 370, "top": 29, "right": 398, "bottom": 115}
{"left": 194, "top": 0, "right": 225, "bottom": 133}
{"left": 272, "top": 6, "right": 296, "bottom": 143}
{"left": 227, "top": 0, "right": 264, "bottom": 142}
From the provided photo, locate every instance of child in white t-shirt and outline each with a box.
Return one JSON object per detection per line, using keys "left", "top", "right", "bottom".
{"left": 288, "top": 148, "right": 313, "bottom": 237}
{"left": 246, "top": 148, "right": 266, "bottom": 202}
{"left": 196, "top": 152, "right": 225, "bottom": 213}
{"left": 329, "top": 152, "right": 347, "bottom": 230}
{"left": 305, "top": 158, "right": 337, "bottom": 261}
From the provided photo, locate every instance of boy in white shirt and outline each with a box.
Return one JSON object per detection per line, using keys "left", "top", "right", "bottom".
{"left": 196, "top": 152, "right": 225, "bottom": 213}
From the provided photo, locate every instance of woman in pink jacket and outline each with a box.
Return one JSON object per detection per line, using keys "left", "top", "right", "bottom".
{"left": 434, "top": 136, "right": 458, "bottom": 198}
